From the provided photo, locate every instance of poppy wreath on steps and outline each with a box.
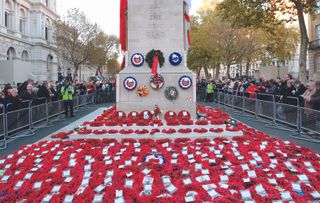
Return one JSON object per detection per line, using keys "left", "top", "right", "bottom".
{"left": 128, "top": 111, "right": 139, "bottom": 123}
{"left": 164, "top": 111, "right": 178, "bottom": 122}
{"left": 145, "top": 49, "right": 165, "bottom": 69}
{"left": 178, "top": 110, "right": 191, "bottom": 121}
{"left": 139, "top": 110, "right": 153, "bottom": 123}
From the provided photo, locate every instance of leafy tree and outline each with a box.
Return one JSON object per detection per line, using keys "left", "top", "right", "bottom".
{"left": 54, "top": 9, "right": 109, "bottom": 80}
{"left": 217, "top": 0, "right": 318, "bottom": 83}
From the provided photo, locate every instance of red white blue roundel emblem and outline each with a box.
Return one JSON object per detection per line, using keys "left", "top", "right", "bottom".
{"left": 169, "top": 52, "right": 182, "bottom": 66}
{"left": 144, "top": 152, "right": 166, "bottom": 164}
{"left": 123, "top": 77, "right": 138, "bottom": 91}
{"left": 131, "top": 53, "right": 144, "bottom": 67}
{"left": 179, "top": 76, "right": 192, "bottom": 89}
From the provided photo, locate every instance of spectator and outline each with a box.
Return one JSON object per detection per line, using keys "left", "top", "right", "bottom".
{"left": 266, "top": 79, "right": 279, "bottom": 95}
{"left": 37, "top": 82, "right": 50, "bottom": 103}
{"left": 280, "top": 80, "right": 296, "bottom": 105}
{"left": 292, "top": 80, "right": 307, "bottom": 106}
{"left": 308, "top": 81, "right": 320, "bottom": 110}
{"left": 5, "top": 88, "right": 21, "bottom": 111}
{"left": 86, "top": 81, "right": 95, "bottom": 95}
{"left": 49, "top": 82, "right": 60, "bottom": 101}
{"left": 61, "top": 80, "right": 75, "bottom": 117}
{"left": 18, "top": 79, "right": 33, "bottom": 95}
{"left": 206, "top": 81, "right": 215, "bottom": 102}
{"left": 20, "top": 84, "right": 37, "bottom": 102}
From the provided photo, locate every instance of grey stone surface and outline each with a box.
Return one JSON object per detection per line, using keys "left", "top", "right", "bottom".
{"left": 117, "top": 0, "right": 196, "bottom": 117}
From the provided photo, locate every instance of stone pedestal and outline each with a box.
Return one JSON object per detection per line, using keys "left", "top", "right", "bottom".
{"left": 117, "top": 0, "right": 196, "bottom": 118}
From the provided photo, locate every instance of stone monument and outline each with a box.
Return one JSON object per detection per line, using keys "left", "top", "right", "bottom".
{"left": 117, "top": 0, "right": 196, "bottom": 118}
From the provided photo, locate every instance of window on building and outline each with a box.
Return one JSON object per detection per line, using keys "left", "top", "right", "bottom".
{"left": 317, "top": 0, "right": 320, "bottom": 14}
{"left": 45, "top": 19, "right": 50, "bottom": 41}
{"left": 316, "top": 55, "right": 320, "bottom": 73}
{"left": 19, "top": 9, "right": 27, "bottom": 34}
{"left": 21, "top": 51, "right": 29, "bottom": 61}
{"left": 7, "top": 47, "right": 16, "bottom": 60}
{"left": 46, "top": 0, "right": 49, "bottom": 7}
{"left": 5, "top": 0, "right": 14, "bottom": 29}
{"left": 316, "top": 25, "right": 320, "bottom": 40}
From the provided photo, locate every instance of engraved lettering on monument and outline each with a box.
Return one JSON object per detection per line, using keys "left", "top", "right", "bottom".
{"left": 145, "top": 0, "right": 167, "bottom": 39}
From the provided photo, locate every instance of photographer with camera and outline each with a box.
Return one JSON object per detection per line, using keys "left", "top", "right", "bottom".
{"left": 61, "top": 80, "right": 75, "bottom": 118}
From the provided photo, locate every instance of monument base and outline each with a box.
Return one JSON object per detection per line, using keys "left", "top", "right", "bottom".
{"left": 117, "top": 69, "right": 197, "bottom": 119}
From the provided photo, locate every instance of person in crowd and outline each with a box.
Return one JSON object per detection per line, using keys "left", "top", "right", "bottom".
{"left": 5, "top": 88, "right": 21, "bottom": 111}
{"left": 49, "top": 82, "right": 60, "bottom": 102}
{"left": 86, "top": 81, "right": 95, "bottom": 95}
{"left": 20, "top": 84, "right": 37, "bottom": 102}
{"left": 280, "top": 80, "right": 296, "bottom": 105}
{"left": 18, "top": 79, "right": 33, "bottom": 95}
{"left": 245, "top": 80, "right": 259, "bottom": 98}
{"left": 266, "top": 79, "right": 279, "bottom": 95}
{"left": 292, "top": 80, "right": 307, "bottom": 106}
{"left": 37, "top": 82, "right": 50, "bottom": 103}
{"left": 257, "top": 75, "right": 268, "bottom": 93}
{"left": 61, "top": 80, "right": 75, "bottom": 117}
{"left": 206, "top": 81, "right": 215, "bottom": 102}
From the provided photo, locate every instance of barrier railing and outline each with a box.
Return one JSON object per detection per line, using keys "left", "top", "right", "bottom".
{"left": 0, "top": 105, "right": 6, "bottom": 149}
{"left": 213, "top": 89, "right": 320, "bottom": 143}
{"left": 0, "top": 93, "right": 97, "bottom": 150}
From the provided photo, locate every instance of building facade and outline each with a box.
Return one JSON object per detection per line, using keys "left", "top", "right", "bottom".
{"left": 0, "top": 0, "right": 62, "bottom": 83}
{"left": 308, "top": 3, "right": 320, "bottom": 80}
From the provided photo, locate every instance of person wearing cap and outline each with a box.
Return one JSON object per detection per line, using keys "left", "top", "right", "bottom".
{"left": 61, "top": 80, "right": 75, "bottom": 117}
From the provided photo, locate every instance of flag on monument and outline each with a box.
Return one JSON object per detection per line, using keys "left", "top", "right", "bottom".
{"left": 184, "top": 1, "right": 191, "bottom": 50}
{"left": 151, "top": 55, "right": 160, "bottom": 76}
{"left": 120, "top": 0, "right": 128, "bottom": 69}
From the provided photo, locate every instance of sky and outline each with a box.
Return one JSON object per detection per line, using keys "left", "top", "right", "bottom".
{"left": 57, "top": 0, "right": 203, "bottom": 36}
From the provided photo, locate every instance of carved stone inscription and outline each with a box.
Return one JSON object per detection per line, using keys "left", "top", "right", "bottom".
{"left": 145, "top": 0, "right": 165, "bottom": 39}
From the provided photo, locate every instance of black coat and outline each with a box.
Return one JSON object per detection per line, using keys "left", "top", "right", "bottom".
{"left": 37, "top": 85, "right": 50, "bottom": 102}
{"left": 311, "top": 90, "right": 320, "bottom": 110}
{"left": 293, "top": 85, "right": 307, "bottom": 106}
{"left": 20, "top": 90, "right": 37, "bottom": 102}
{"left": 5, "top": 96, "right": 21, "bottom": 111}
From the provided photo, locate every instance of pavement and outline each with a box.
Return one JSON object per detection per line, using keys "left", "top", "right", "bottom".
{"left": 0, "top": 102, "right": 319, "bottom": 158}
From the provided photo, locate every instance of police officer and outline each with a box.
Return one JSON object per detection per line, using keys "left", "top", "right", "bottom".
{"left": 61, "top": 80, "right": 75, "bottom": 117}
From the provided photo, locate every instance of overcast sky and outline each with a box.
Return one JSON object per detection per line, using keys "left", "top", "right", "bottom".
{"left": 57, "top": 0, "right": 202, "bottom": 36}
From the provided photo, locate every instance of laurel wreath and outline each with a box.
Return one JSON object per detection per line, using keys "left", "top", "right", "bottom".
{"left": 164, "top": 86, "right": 179, "bottom": 101}
{"left": 145, "top": 49, "right": 165, "bottom": 69}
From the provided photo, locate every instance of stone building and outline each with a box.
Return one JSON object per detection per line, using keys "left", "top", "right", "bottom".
{"left": 308, "top": 4, "right": 320, "bottom": 80}
{"left": 0, "top": 0, "right": 96, "bottom": 84}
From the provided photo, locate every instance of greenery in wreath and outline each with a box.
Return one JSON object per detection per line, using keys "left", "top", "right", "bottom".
{"left": 145, "top": 49, "right": 165, "bottom": 69}
{"left": 164, "top": 86, "right": 179, "bottom": 101}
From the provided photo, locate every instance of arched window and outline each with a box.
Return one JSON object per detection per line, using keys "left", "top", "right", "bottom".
{"left": 7, "top": 47, "right": 16, "bottom": 60}
{"left": 19, "top": 8, "right": 27, "bottom": 34}
{"left": 5, "top": 0, "right": 14, "bottom": 29}
{"left": 316, "top": 55, "right": 320, "bottom": 73}
{"left": 21, "top": 50, "right": 29, "bottom": 61}
{"left": 45, "top": 19, "right": 51, "bottom": 40}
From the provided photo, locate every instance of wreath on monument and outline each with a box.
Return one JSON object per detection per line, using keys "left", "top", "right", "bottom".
{"left": 164, "top": 86, "right": 179, "bottom": 101}
{"left": 145, "top": 49, "right": 165, "bottom": 69}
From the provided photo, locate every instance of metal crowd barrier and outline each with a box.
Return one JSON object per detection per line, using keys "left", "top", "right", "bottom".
{"left": 0, "top": 105, "right": 6, "bottom": 149}
{"left": 214, "top": 89, "right": 320, "bottom": 143}
{"left": 0, "top": 93, "right": 96, "bottom": 150}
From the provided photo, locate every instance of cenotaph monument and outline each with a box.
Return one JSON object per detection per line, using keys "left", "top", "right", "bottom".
{"left": 117, "top": 0, "right": 196, "bottom": 118}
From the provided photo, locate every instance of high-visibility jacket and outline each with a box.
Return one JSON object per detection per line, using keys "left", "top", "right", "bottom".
{"left": 207, "top": 83, "right": 214, "bottom": 94}
{"left": 61, "top": 85, "right": 75, "bottom": 101}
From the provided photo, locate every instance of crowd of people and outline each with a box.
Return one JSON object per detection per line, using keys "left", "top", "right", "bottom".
{"left": 197, "top": 74, "right": 320, "bottom": 111}
{"left": 0, "top": 79, "right": 116, "bottom": 114}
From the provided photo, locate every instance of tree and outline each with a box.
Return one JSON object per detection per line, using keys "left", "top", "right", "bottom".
{"left": 54, "top": 8, "right": 106, "bottom": 80}
{"left": 217, "top": 0, "right": 318, "bottom": 83}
